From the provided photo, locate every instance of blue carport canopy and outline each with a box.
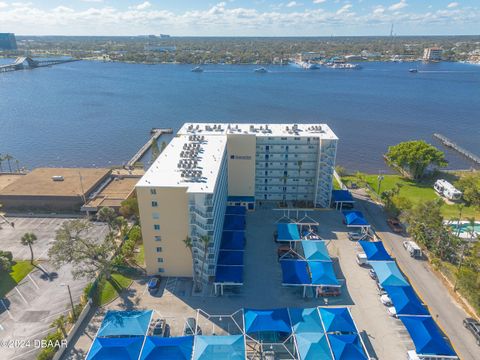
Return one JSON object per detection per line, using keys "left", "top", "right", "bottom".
{"left": 218, "top": 250, "right": 244, "bottom": 266}
{"left": 215, "top": 265, "right": 243, "bottom": 284}
{"left": 280, "top": 260, "right": 310, "bottom": 285}
{"left": 226, "top": 206, "right": 246, "bottom": 216}
{"left": 358, "top": 241, "right": 393, "bottom": 261}
{"left": 139, "top": 336, "right": 193, "bottom": 360}
{"left": 319, "top": 308, "right": 356, "bottom": 333}
{"left": 332, "top": 190, "right": 354, "bottom": 203}
{"left": 370, "top": 261, "right": 409, "bottom": 287}
{"left": 289, "top": 308, "right": 323, "bottom": 334}
{"left": 224, "top": 215, "right": 246, "bottom": 231}
{"left": 308, "top": 261, "right": 339, "bottom": 287}
{"left": 383, "top": 286, "right": 429, "bottom": 316}
{"left": 244, "top": 308, "right": 292, "bottom": 334}
{"left": 87, "top": 337, "right": 144, "bottom": 360}
{"left": 277, "top": 223, "right": 300, "bottom": 241}
{"left": 296, "top": 332, "right": 333, "bottom": 360}
{"left": 328, "top": 334, "right": 368, "bottom": 360}
{"left": 97, "top": 310, "right": 152, "bottom": 337}
{"left": 301, "top": 241, "right": 331, "bottom": 262}
{"left": 193, "top": 335, "right": 245, "bottom": 360}
{"left": 399, "top": 316, "right": 456, "bottom": 357}
{"left": 220, "top": 231, "right": 245, "bottom": 250}
{"left": 342, "top": 211, "right": 369, "bottom": 227}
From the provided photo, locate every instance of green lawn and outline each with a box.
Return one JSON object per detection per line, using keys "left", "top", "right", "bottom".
{"left": 0, "top": 261, "right": 35, "bottom": 298}
{"left": 341, "top": 173, "right": 479, "bottom": 219}
{"left": 134, "top": 244, "right": 144, "bottom": 266}
{"left": 97, "top": 272, "right": 134, "bottom": 306}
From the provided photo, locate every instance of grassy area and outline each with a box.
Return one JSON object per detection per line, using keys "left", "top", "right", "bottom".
{"left": 341, "top": 172, "right": 480, "bottom": 219}
{"left": 97, "top": 272, "right": 134, "bottom": 306}
{"left": 134, "top": 243, "right": 145, "bottom": 266}
{"left": 0, "top": 261, "right": 35, "bottom": 298}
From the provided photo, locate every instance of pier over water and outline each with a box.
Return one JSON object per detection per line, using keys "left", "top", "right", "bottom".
{"left": 433, "top": 133, "right": 480, "bottom": 166}
{"left": 0, "top": 56, "right": 78, "bottom": 73}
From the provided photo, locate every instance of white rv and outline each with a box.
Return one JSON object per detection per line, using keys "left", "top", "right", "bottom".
{"left": 434, "top": 179, "right": 462, "bottom": 201}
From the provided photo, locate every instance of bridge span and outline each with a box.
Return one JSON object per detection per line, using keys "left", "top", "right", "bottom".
{"left": 0, "top": 56, "right": 78, "bottom": 73}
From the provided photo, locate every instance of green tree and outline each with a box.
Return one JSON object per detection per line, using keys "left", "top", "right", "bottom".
{"left": 385, "top": 140, "right": 447, "bottom": 180}
{"left": 51, "top": 315, "right": 67, "bottom": 337}
{"left": 3, "top": 154, "right": 13, "bottom": 173}
{"left": 119, "top": 196, "right": 139, "bottom": 219}
{"left": 182, "top": 236, "right": 199, "bottom": 291}
{"left": 48, "top": 219, "right": 117, "bottom": 280}
{"left": 96, "top": 207, "right": 117, "bottom": 231}
{"left": 21, "top": 232, "right": 37, "bottom": 265}
{"left": 151, "top": 138, "right": 160, "bottom": 161}
{"left": 0, "top": 254, "right": 12, "bottom": 272}
{"left": 455, "top": 173, "right": 480, "bottom": 207}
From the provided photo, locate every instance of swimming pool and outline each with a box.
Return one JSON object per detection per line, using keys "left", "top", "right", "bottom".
{"left": 447, "top": 221, "right": 480, "bottom": 239}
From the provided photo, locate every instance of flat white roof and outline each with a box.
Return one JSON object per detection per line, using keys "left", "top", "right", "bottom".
{"left": 136, "top": 134, "right": 227, "bottom": 193}
{"left": 178, "top": 123, "right": 338, "bottom": 140}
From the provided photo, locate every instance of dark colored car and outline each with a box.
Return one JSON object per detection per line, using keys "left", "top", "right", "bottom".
{"left": 387, "top": 218, "right": 403, "bottom": 233}
{"left": 316, "top": 286, "right": 341, "bottom": 297}
{"left": 277, "top": 245, "right": 292, "bottom": 260}
{"left": 152, "top": 319, "right": 166, "bottom": 336}
{"left": 369, "top": 269, "right": 377, "bottom": 280}
{"left": 147, "top": 277, "right": 161, "bottom": 292}
{"left": 183, "top": 317, "right": 202, "bottom": 336}
{"left": 463, "top": 318, "right": 480, "bottom": 345}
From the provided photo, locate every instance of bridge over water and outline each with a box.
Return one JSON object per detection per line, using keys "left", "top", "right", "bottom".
{"left": 0, "top": 56, "right": 78, "bottom": 73}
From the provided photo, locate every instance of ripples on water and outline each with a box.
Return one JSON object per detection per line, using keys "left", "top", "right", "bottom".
{"left": 0, "top": 60, "right": 479, "bottom": 172}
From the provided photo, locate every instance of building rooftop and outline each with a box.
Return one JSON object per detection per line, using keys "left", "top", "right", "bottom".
{"left": 136, "top": 134, "right": 227, "bottom": 193}
{"left": 0, "top": 168, "right": 110, "bottom": 197}
{"left": 83, "top": 176, "right": 140, "bottom": 211}
{"left": 178, "top": 123, "right": 338, "bottom": 140}
{"left": 0, "top": 174, "right": 24, "bottom": 192}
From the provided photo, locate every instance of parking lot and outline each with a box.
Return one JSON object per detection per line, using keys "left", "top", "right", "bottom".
{"left": 0, "top": 216, "right": 108, "bottom": 360}
{"left": 0, "top": 216, "right": 110, "bottom": 260}
{"left": 67, "top": 208, "right": 415, "bottom": 360}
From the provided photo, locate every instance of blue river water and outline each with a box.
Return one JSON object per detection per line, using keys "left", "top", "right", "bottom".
{"left": 0, "top": 60, "right": 479, "bottom": 172}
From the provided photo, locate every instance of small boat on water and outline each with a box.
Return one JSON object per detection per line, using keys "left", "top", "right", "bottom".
{"left": 409, "top": 68, "right": 418, "bottom": 73}
{"left": 254, "top": 67, "right": 268, "bottom": 73}
{"left": 191, "top": 66, "right": 204, "bottom": 73}
{"left": 329, "top": 63, "right": 360, "bottom": 69}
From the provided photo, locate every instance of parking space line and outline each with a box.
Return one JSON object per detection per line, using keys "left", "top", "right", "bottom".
{"left": 15, "top": 288, "right": 28, "bottom": 305}
{"left": 27, "top": 274, "right": 40, "bottom": 290}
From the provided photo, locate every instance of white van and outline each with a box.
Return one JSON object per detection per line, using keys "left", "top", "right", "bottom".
{"left": 404, "top": 241, "right": 422, "bottom": 258}
{"left": 356, "top": 253, "right": 368, "bottom": 266}
{"left": 434, "top": 179, "right": 462, "bottom": 201}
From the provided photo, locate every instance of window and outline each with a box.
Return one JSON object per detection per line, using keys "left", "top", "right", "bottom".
{"left": 151, "top": 201, "right": 158, "bottom": 207}
{"left": 208, "top": 265, "right": 215, "bottom": 270}
{"left": 157, "top": 257, "right": 164, "bottom": 263}
{"left": 294, "top": 137, "right": 301, "bottom": 140}
{"left": 156, "top": 247, "right": 162, "bottom": 252}
{"left": 158, "top": 268, "right": 165, "bottom": 273}
{"left": 265, "top": 170, "right": 268, "bottom": 176}
{"left": 152, "top": 212, "right": 160, "bottom": 220}
{"left": 154, "top": 224, "right": 160, "bottom": 230}
{"left": 150, "top": 188, "right": 157, "bottom": 195}
{"left": 154, "top": 236, "right": 161, "bottom": 241}
{"left": 264, "top": 179, "right": 268, "bottom": 183}
{"left": 281, "top": 137, "right": 287, "bottom": 140}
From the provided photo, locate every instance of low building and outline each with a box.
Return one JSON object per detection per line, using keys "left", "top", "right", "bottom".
{"left": 82, "top": 169, "right": 144, "bottom": 213}
{"left": 423, "top": 47, "right": 443, "bottom": 61}
{"left": 0, "top": 168, "right": 110, "bottom": 213}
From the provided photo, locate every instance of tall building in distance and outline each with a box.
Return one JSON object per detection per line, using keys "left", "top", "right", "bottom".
{"left": 136, "top": 123, "right": 338, "bottom": 279}
{"left": 423, "top": 47, "right": 443, "bottom": 62}
{"left": 0, "top": 33, "right": 17, "bottom": 50}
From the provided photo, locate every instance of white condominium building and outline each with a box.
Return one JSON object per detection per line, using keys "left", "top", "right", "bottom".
{"left": 136, "top": 123, "right": 338, "bottom": 279}
{"left": 423, "top": 47, "right": 443, "bottom": 61}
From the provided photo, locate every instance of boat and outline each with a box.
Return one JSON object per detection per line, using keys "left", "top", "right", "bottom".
{"left": 191, "top": 66, "right": 204, "bottom": 73}
{"left": 409, "top": 68, "right": 418, "bottom": 73}
{"left": 329, "top": 63, "right": 360, "bottom": 69}
{"left": 254, "top": 67, "right": 268, "bottom": 73}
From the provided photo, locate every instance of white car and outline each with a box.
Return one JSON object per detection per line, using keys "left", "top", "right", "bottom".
{"left": 387, "top": 306, "right": 397, "bottom": 318}
{"left": 380, "top": 294, "right": 392, "bottom": 306}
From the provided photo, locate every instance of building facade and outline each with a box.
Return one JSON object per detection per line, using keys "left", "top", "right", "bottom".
{"left": 423, "top": 47, "right": 443, "bottom": 62}
{"left": 0, "top": 33, "right": 17, "bottom": 50}
{"left": 136, "top": 123, "right": 338, "bottom": 278}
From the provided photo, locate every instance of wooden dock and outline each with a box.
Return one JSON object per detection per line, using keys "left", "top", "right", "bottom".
{"left": 433, "top": 133, "right": 480, "bottom": 165}
{"left": 126, "top": 128, "right": 173, "bottom": 168}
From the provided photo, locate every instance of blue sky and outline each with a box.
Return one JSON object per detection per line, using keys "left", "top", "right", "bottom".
{"left": 0, "top": 1, "right": 479, "bottom": 36}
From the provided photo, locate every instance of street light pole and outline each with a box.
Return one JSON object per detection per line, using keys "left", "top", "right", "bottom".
{"left": 61, "top": 283, "right": 76, "bottom": 321}
{"left": 377, "top": 173, "right": 384, "bottom": 194}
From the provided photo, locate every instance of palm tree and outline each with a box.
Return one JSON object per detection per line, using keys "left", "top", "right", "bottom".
{"left": 0, "top": 154, "right": 3, "bottom": 173}
{"left": 183, "top": 236, "right": 199, "bottom": 291}
{"left": 51, "top": 315, "right": 67, "bottom": 337}
{"left": 15, "top": 159, "right": 20, "bottom": 173}
{"left": 21, "top": 232, "right": 37, "bottom": 265}
{"left": 456, "top": 204, "right": 464, "bottom": 237}
{"left": 199, "top": 235, "right": 211, "bottom": 291}
{"left": 3, "top": 154, "right": 13, "bottom": 173}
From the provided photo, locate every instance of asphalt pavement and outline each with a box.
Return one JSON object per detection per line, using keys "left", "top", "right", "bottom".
{"left": 353, "top": 190, "right": 479, "bottom": 360}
